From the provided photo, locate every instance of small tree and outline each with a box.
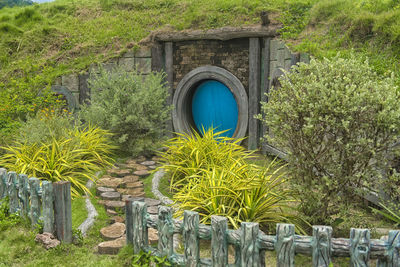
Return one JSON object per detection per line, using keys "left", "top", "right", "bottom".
{"left": 258, "top": 56, "right": 400, "bottom": 224}
{"left": 80, "top": 66, "right": 171, "bottom": 156}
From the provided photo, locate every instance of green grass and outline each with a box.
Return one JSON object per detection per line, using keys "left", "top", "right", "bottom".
{"left": 71, "top": 196, "right": 87, "bottom": 229}
{"left": 142, "top": 171, "right": 173, "bottom": 200}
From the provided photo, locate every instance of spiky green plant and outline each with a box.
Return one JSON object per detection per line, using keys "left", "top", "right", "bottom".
{"left": 0, "top": 126, "right": 115, "bottom": 197}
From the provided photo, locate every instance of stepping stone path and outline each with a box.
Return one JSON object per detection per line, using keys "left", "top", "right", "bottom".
{"left": 96, "top": 156, "right": 162, "bottom": 255}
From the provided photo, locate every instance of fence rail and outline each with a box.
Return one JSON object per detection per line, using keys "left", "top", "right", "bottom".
{"left": 0, "top": 168, "right": 72, "bottom": 243}
{"left": 126, "top": 200, "right": 400, "bottom": 267}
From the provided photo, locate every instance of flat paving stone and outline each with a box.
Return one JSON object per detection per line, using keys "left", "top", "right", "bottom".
{"left": 136, "top": 156, "right": 146, "bottom": 162}
{"left": 107, "top": 169, "right": 131, "bottom": 177}
{"left": 125, "top": 159, "right": 137, "bottom": 165}
{"left": 118, "top": 188, "right": 145, "bottom": 197}
{"left": 97, "top": 177, "right": 125, "bottom": 188}
{"left": 106, "top": 209, "right": 118, "bottom": 216}
{"left": 133, "top": 170, "right": 150, "bottom": 177}
{"left": 148, "top": 165, "right": 157, "bottom": 170}
{"left": 141, "top": 161, "right": 156, "bottom": 166}
{"left": 96, "top": 187, "right": 115, "bottom": 196}
{"left": 144, "top": 198, "right": 161, "bottom": 207}
{"left": 148, "top": 228, "right": 158, "bottom": 245}
{"left": 105, "top": 201, "right": 125, "bottom": 211}
{"left": 101, "top": 191, "right": 121, "bottom": 201}
{"left": 151, "top": 156, "right": 162, "bottom": 161}
{"left": 126, "top": 181, "right": 143, "bottom": 189}
{"left": 111, "top": 216, "right": 125, "bottom": 224}
{"left": 123, "top": 175, "right": 139, "bottom": 183}
{"left": 100, "top": 222, "right": 126, "bottom": 241}
{"left": 98, "top": 236, "right": 126, "bottom": 255}
{"left": 126, "top": 164, "right": 147, "bottom": 171}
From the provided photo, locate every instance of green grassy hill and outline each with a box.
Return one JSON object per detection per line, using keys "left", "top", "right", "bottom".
{"left": 1, "top": 0, "right": 400, "bottom": 140}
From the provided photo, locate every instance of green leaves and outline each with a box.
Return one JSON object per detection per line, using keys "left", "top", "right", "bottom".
{"left": 259, "top": 55, "right": 400, "bottom": 224}
{"left": 159, "top": 128, "right": 306, "bottom": 233}
{"left": 0, "top": 125, "right": 115, "bottom": 198}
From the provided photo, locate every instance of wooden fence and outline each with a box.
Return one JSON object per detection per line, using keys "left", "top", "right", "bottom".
{"left": 125, "top": 200, "right": 400, "bottom": 267}
{"left": 0, "top": 169, "right": 72, "bottom": 243}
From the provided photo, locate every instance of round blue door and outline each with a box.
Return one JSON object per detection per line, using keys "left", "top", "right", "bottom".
{"left": 191, "top": 80, "right": 239, "bottom": 137}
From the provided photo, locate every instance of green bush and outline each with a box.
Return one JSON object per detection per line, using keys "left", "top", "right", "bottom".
{"left": 0, "top": 198, "right": 22, "bottom": 230}
{"left": 258, "top": 55, "right": 400, "bottom": 225}
{"left": 159, "top": 129, "right": 306, "bottom": 233}
{"left": 80, "top": 66, "right": 171, "bottom": 156}
{"left": 0, "top": 112, "right": 115, "bottom": 197}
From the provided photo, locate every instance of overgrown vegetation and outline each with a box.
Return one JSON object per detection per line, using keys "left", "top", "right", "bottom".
{"left": 80, "top": 66, "right": 170, "bottom": 156}
{"left": 258, "top": 56, "right": 400, "bottom": 226}
{"left": 159, "top": 129, "right": 306, "bottom": 233}
{"left": 0, "top": 111, "right": 115, "bottom": 197}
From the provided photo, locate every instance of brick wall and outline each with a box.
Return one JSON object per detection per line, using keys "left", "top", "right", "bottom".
{"left": 172, "top": 38, "right": 249, "bottom": 93}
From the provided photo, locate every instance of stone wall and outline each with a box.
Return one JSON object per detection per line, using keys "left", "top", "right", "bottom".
{"left": 172, "top": 38, "right": 249, "bottom": 93}
{"left": 52, "top": 47, "right": 152, "bottom": 109}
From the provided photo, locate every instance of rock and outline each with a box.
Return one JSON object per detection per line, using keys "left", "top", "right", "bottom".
{"left": 125, "top": 159, "right": 137, "bottom": 165}
{"left": 119, "top": 188, "right": 145, "bottom": 197}
{"left": 35, "top": 232, "right": 60, "bottom": 249}
{"left": 123, "top": 175, "right": 139, "bottom": 183}
{"left": 106, "top": 209, "right": 118, "bottom": 216}
{"left": 125, "top": 197, "right": 145, "bottom": 203}
{"left": 133, "top": 170, "right": 150, "bottom": 177}
{"left": 148, "top": 165, "right": 157, "bottom": 170}
{"left": 126, "top": 164, "right": 148, "bottom": 171}
{"left": 126, "top": 181, "right": 143, "bottom": 189}
{"left": 107, "top": 169, "right": 131, "bottom": 177}
{"left": 145, "top": 198, "right": 161, "bottom": 207}
{"left": 96, "top": 186, "right": 115, "bottom": 196}
{"left": 98, "top": 236, "right": 126, "bottom": 255}
{"left": 141, "top": 161, "right": 156, "bottom": 166}
{"left": 101, "top": 191, "right": 121, "bottom": 201}
{"left": 105, "top": 201, "right": 125, "bottom": 211}
{"left": 148, "top": 228, "right": 159, "bottom": 245}
{"left": 111, "top": 216, "right": 125, "bottom": 224}
{"left": 100, "top": 222, "right": 126, "bottom": 240}
{"left": 151, "top": 156, "right": 162, "bottom": 161}
{"left": 137, "top": 156, "right": 146, "bottom": 162}
{"left": 147, "top": 206, "right": 158, "bottom": 214}
{"left": 121, "top": 195, "right": 132, "bottom": 201}
{"left": 97, "top": 177, "right": 125, "bottom": 188}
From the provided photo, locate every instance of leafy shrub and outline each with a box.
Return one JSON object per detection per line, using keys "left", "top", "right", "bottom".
{"left": 258, "top": 55, "right": 400, "bottom": 225}
{"left": 0, "top": 198, "right": 21, "bottom": 231}
{"left": 159, "top": 129, "right": 306, "bottom": 233}
{"left": 80, "top": 66, "right": 171, "bottom": 156}
{"left": 0, "top": 112, "right": 115, "bottom": 197}
{"left": 159, "top": 128, "right": 254, "bottom": 187}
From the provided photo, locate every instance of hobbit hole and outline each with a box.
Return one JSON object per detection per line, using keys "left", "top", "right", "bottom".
{"left": 53, "top": 27, "right": 310, "bottom": 155}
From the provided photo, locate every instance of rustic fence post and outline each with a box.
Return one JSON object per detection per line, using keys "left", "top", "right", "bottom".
{"left": 312, "top": 225, "right": 332, "bottom": 267}
{"left": 0, "top": 168, "right": 7, "bottom": 200}
{"left": 183, "top": 210, "right": 200, "bottom": 267}
{"left": 18, "top": 174, "right": 30, "bottom": 217}
{"left": 29, "top": 177, "right": 41, "bottom": 227}
{"left": 378, "top": 230, "right": 400, "bottom": 267}
{"left": 7, "top": 172, "right": 19, "bottom": 214}
{"left": 240, "top": 222, "right": 260, "bottom": 267}
{"left": 125, "top": 199, "right": 134, "bottom": 245}
{"left": 158, "top": 206, "right": 174, "bottom": 258}
{"left": 132, "top": 201, "right": 148, "bottom": 253}
{"left": 42, "top": 181, "right": 54, "bottom": 233}
{"left": 211, "top": 215, "right": 228, "bottom": 266}
{"left": 350, "top": 228, "right": 370, "bottom": 267}
{"left": 53, "top": 181, "right": 72, "bottom": 243}
{"left": 275, "top": 223, "right": 295, "bottom": 267}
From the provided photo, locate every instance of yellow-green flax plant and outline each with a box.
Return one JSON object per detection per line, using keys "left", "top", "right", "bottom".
{"left": 0, "top": 127, "right": 115, "bottom": 197}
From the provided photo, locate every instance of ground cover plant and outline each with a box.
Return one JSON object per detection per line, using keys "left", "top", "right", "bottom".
{"left": 80, "top": 66, "right": 170, "bottom": 156}
{"left": 258, "top": 55, "right": 400, "bottom": 226}
{"left": 159, "top": 128, "right": 306, "bottom": 233}
{"left": 0, "top": 110, "right": 115, "bottom": 197}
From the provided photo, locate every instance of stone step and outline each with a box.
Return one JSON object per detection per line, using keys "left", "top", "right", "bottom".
{"left": 140, "top": 161, "right": 156, "bottom": 166}
{"left": 104, "top": 200, "right": 125, "bottom": 211}
{"left": 110, "top": 216, "right": 125, "bottom": 224}
{"left": 126, "top": 181, "right": 144, "bottom": 189}
{"left": 148, "top": 228, "right": 159, "bottom": 245}
{"left": 98, "top": 236, "right": 126, "bottom": 255}
{"left": 126, "top": 163, "right": 148, "bottom": 171}
{"left": 96, "top": 186, "right": 115, "bottom": 196}
{"left": 117, "top": 188, "right": 145, "bottom": 197}
{"left": 100, "top": 191, "right": 121, "bottom": 201}
{"left": 107, "top": 169, "right": 131, "bottom": 177}
{"left": 100, "top": 222, "right": 126, "bottom": 241}
{"left": 133, "top": 170, "right": 150, "bottom": 177}
{"left": 106, "top": 209, "right": 118, "bottom": 216}
{"left": 144, "top": 198, "right": 161, "bottom": 207}
{"left": 147, "top": 206, "right": 158, "bottom": 215}
{"left": 97, "top": 177, "right": 125, "bottom": 189}
{"left": 123, "top": 175, "right": 139, "bottom": 183}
